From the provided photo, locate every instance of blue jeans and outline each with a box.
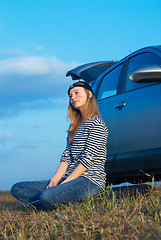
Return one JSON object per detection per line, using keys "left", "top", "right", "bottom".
{"left": 11, "top": 177, "right": 102, "bottom": 210}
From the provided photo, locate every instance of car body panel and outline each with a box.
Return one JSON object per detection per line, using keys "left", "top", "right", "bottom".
{"left": 114, "top": 84, "right": 161, "bottom": 154}
{"left": 106, "top": 83, "right": 161, "bottom": 183}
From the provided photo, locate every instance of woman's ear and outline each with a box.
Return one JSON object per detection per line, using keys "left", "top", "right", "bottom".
{"left": 88, "top": 90, "right": 93, "bottom": 99}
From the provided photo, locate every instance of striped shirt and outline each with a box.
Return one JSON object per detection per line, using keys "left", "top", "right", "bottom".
{"left": 60, "top": 115, "right": 108, "bottom": 190}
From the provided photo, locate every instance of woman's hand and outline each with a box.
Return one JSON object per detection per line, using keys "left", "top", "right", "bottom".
{"left": 46, "top": 179, "right": 57, "bottom": 189}
{"left": 46, "top": 161, "right": 68, "bottom": 189}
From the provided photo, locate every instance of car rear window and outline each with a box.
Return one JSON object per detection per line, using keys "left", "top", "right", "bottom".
{"left": 80, "top": 67, "right": 110, "bottom": 83}
{"left": 97, "top": 64, "right": 123, "bottom": 100}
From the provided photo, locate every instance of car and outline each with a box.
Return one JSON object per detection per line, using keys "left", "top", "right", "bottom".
{"left": 66, "top": 46, "right": 161, "bottom": 185}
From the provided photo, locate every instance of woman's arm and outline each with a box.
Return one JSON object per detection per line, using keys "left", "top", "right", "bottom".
{"left": 46, "top": 161, "right": 68, "bottom": 188}
{"left": 61, "top": 163, "right": 87, "bottom": 184}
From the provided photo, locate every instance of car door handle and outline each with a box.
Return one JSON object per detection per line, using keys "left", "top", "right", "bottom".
{"left": 115, "top": 101, "right": 126, "bottom": 110}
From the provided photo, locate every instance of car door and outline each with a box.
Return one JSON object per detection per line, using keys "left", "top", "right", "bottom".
{"left": 96, "top": 63, "right": 125, "bottom": 160}
{"left": 113, "top": 52, "right": 161, "bottom": 173}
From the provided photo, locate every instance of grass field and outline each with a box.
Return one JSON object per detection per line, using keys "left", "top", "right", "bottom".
{"left": 1, "top": 183, "right": 161, "bottom": 239}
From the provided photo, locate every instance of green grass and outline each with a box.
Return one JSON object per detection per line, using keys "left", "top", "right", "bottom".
{"left": 1, "top": 184, "right": 161, "bottom": 239}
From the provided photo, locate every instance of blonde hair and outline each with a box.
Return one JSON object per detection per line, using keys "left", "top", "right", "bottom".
{"left": 67, "top": 88, "right": 101, "bottom": 144}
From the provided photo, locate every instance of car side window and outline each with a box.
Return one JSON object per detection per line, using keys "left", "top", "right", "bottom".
{"left": 97, "top": 64, "right": 122, "bottom": 100}
{"left": 124, "top": 53, "right": 161, "bottom": 92}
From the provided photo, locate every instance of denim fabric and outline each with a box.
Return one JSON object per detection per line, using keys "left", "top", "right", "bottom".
{"left": 11, "top": 177, "right": 102, "bottom": 210}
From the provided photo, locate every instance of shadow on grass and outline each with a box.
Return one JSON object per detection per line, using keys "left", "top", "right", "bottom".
{"left": 94, "top": 183, "right": 152, "bottom": 202}
{"left": 110, "top": 183, "right": 151, "bottom": 198}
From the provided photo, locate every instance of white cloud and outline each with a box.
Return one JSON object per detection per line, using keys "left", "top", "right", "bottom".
{"left": 0, "top": 55, "right": 78, "bottom": 117}
{"left": 0, "top": 56, "right": 49, "bottom": 75}
{"left": 30, "top": 43, "right": 44, "bottom": 51}
{"left": 0, "top": 48, "right": 22, "bottom": 56}
{"left": 20, "top": 98, "right": 67, "bottom": 109}
{"left": 0, "top": 56, "right": 78, "bottom": 76}
{"left": 15, "top": 142, "right": 37, "bottom": 149}
{"left": 0, "top": 56, "right": 77, "bottom": 98}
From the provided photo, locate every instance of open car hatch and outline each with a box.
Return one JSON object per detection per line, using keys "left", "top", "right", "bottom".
{"left": 66, "top": 61, "right": 116, "bottom": 83}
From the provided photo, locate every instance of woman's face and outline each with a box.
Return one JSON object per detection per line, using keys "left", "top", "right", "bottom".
{"left": 69, "top": 87, "right": 88, "bottom": 111}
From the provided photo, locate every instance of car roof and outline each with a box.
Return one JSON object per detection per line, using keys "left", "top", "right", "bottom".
{"left": 66, "top": 46, "right": 161, "bottom": 84}
{"left": 119, "top": 45, "right": 161, "bottom": 62}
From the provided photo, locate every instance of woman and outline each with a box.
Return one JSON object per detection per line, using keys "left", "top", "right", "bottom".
{"left": 11, "top": 81, "right": 108, "bottom": 210}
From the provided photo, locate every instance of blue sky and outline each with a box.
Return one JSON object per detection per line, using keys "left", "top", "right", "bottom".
{"left": 0, "top": 0, "right": 161, "bottom": 190}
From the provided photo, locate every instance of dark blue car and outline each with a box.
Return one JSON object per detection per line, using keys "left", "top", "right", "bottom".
{"left": 66, "top": 46, "right": 161, "bottom": 184}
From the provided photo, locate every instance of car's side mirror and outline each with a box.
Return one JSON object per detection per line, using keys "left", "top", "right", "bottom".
{"left": 129, "top": 65, "right": 161, "bottom": 83}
